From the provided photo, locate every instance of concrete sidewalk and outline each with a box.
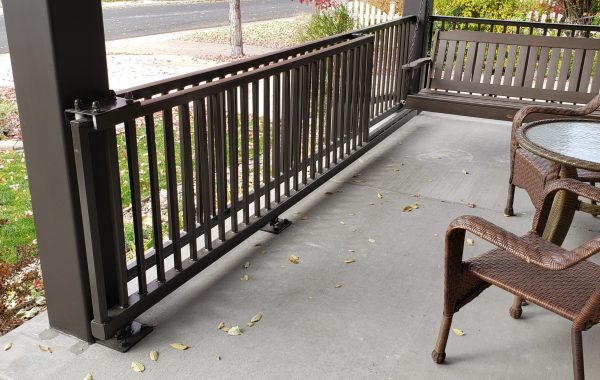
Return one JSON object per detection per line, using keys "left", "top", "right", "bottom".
{"left": 1, "top": 112, "right": 599, "bottom": 379}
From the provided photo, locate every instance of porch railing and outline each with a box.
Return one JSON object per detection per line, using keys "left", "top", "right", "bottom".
{"left": 66, "top": 16, "right": 416, "bottom": 347}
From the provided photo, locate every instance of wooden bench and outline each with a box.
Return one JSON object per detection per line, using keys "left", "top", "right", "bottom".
{"left": 403, "top": 30, "right": 600, "bottom": 121}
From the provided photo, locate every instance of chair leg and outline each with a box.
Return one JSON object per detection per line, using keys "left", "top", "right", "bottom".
{"left": 509, "top": 295, "right": 523, "bottom": 319}
{"left": 572, "top": 329, "right": 585, "bottom": 380}
{"left": 432, "top": 314, "right": 453, "bottom": 364}
{"left": 504, "top": 183, "right": 516, "bottom": 216}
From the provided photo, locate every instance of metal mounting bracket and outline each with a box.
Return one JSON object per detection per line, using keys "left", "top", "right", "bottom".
{"left": 96, "top": 321, "right": 153, "bottom": 352}
{"left": 261, "top": 217, "right": 292, "bottom": 234}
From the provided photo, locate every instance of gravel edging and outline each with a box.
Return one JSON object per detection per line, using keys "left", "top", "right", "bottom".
{"left": 0, "top": 140, "right": 23, "bottom": 152}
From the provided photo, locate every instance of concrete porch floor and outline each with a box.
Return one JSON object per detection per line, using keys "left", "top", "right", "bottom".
{"left": 2, "top": 112, "right": 599, "bottom": 379}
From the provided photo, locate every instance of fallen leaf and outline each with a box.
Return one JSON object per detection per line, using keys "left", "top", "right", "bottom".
{"left": 403, "top": 203, "right": 419, "bottom": 212}
{"left": 344, "top": 259, "right": 356, "bottom": 264}
{"left": 170, "top": 343, "right": 190, "bottom": 351}
{"left": 83, "top": 373, "right": 93, "bottom": 380}
{"left": 243, "top": 261, "right": 251, "bottom": 269}
{"left": 377, "top": 192, "right": 383, "bottom": 199}
{"left": 335, "top": 284, "right": 343, "bottom": 288}
{"left": 131, "top": 361, "right": 145, "bottom": 373}
{"left": 368, "top": 238, "right": 375, "bottom": 243}
{"left": 410, "top": 193, "right": 420, "bottom": 198}
{"left": 452, "top": 328, "right": 466, "bottom": 336}
{"left": 39, "top": 345, "right": 52, "bottom": 354}
{"left": 216, "top": 355, "right": 222, "bottom": 361}
{"left": 250, "top": 313, "right": 262, "bottom": 323}
{"left": 3, "top": 343, "right": 11, "bottom": 351}
{"left": 289, "top": 255, "right": 300, "bottom": 264}
{"left": 461, "top": 169, "right": 469, "bottom": 175}
{"left": 227, "top": 326, "right": 242, "bottom": 336}
{"left": 240, "top": 274, "right": 249, "bottom": 281}
{"left": 149, "top": 350, "right": 159, "bottom": 361}
{"left": 466, "top": 239, "right": 474, "bottom": 246}
{"left": 369, "top": 202, "right": 375, "bottom": 206}
{"left": 254, "top": 243, "right": 262, "bottom": 247}
{"left": 348, "top": 249, "right": 355, "bottom": 252}
{"left": 340, "top": 221, "right": 345, "bottom": 225}
{"left": 324, "top": 192, "right": 334, "bottom": 195}
{"left": 247, "top": 322, "right": 255, "bottom": 327}
{"left": 217, "top": 322, "right": 225, "bottom": 330}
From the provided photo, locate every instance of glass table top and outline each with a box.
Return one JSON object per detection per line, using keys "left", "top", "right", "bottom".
{"left": 522, "top": 120, "right": 600, "bottom": 167}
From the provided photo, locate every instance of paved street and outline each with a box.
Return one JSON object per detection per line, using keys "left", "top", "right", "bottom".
{"left": 0, "top": 0, "right": 311, "bottom": 54}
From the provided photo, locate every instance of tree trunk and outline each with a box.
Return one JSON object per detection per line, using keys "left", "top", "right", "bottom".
{"left": 229, "top": 0, "right": 243, "bottom": 56}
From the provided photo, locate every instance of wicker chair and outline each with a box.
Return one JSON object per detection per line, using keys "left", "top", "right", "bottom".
{"left": 433, "top": 179, "right": 600, "bottom": 380}
{"left": 504, "top": 94, "right": 600, "bottom": 217}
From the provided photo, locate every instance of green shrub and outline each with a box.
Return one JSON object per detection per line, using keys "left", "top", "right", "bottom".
{"left": 298, "top": 5, "right": 355, "bottom": 42}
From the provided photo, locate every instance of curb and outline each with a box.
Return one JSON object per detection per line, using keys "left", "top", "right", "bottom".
{"left": 0, "top": 140, "right": 23, "bottom": 152}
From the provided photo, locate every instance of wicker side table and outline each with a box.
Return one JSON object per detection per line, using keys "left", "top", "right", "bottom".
{"left": 516, "top": 119, "right": 600, "bottom": 244}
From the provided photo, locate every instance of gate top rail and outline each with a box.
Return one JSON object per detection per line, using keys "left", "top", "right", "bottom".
{"left": 116, "top": 15, "right": 417, "bottom": 101}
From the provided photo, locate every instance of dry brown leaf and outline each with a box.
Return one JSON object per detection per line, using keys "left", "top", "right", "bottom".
{"left": 3, "top": 342, "right": 12, "bottom": 351}
{"left": 335, "top": 284, "right": 343, "bottom": 288}
{"left": 227, "top": 326, "right": 242, "bottom": 336}
{"left": 377, "top": 192, "right": 383, "bottom": 199}
{"left": 83, "top": 373, "right": 93, "bottom": 380}
{"left": 466, "top": 239, "right": 474, "bottom": 246}
{"left": 247, "top": 322, "right": 255, "bottom": 327}
{"left": 403, "top": 203, "right": 419, "bottom": 212}
{"left": 368, "top": 238, "right": 375, "bottom": 243}
{"left": 217, "top": 322, "right": 225, "bottom": 330}
{"left": 250, "top": 313, "right": 262, "bottom": 323}
{"left": 324, "top": 191, "right": 334, "bottom": 195}
{"left": 39, "top": 345, "right": 52, "bottom": 354}
{"left": 461, "top": 169, "right": 469, "bottom": 175}
{"left": 289, "top": 255, "right": 300, "bottom": 264}
{"left": 243, "top": 261, "right": 251, "bottom": 269}
{"left": 348, "top": 249, "right": 355, "bottom": 252}
{"left": 344, "top": 259, "right": 356, "bottom": 264}
{"left": 149, "top": 350, "right": 159, "bottom": 361}
{"left": 170, "top": 343, "right": 190, "bottom": 350}
{"left": 240, "top": 274, "right": 249, "bottom": 281}
{"left": 131, "top": 361, "right": 145, "bottom": 373}
{"left": 216, "top": 355, "right": 222, "bottom": 360}
{"left": 340, "top": 221, "right": 345, "bottom": 225}
{"left": 254, "top": 243, "right": 262, "bottom": 247}
{"left": 467, "top": 203, "right": 476, "bottom": 208}
{"left": 452, "top": 328, "right": 466, "bottom": 336}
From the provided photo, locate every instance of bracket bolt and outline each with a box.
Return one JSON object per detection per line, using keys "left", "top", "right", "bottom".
{"left": 91, "top": 101, "right": 100, "bottom": 112}
{"left": 74, "top": 99, "right": 82, "bottom": 111}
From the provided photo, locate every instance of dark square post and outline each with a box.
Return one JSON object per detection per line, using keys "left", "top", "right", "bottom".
{"left": 402, "top": 0, "right": 434, "bottom": 61}
{"left": 3, "top": 0, "right": 110, "bottom": 341}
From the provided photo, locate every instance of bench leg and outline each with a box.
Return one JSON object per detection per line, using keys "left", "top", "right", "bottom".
{"left": 504, "top": 183, "right": 516, "bottom": 217}
{"left": 509, "top": 295, "right": 523, "bottom": 319}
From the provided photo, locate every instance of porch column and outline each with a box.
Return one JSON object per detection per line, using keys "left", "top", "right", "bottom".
{"left": 402, "top": 0, "right": 434, "bottom": 60}
{"left": 3, "top": 0, "right": 110, "bottom": 341}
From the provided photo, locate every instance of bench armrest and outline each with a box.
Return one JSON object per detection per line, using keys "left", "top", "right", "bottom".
{"left": 401, "top": 57, "right": 432, "bottom": 71}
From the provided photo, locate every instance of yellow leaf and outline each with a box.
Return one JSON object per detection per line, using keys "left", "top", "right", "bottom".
{"left": 461, "top": 169, "right": 469, "bottom": 175}
{"left": 149, "top": 350, "right": 159, "bottom": 361}
{"left": 452, "top": 328, "right": 466, "bottom": 336}
{"left": 38, "top": 345, "right": 52, "bottom": 354}
{"left": 3, "top": 342, "right": 12, "bottom": 351}
{"left": 247, "top": 322, "right": 255, "bottom": 327}
{"left": 403, "top": 203, "right": 419, "bottom": 212}
{"left": 368, "top": 238, "right": 375, "bottom": 243}
{"left": 170, "top": 343, "right": 190, "bottom": 350}
{"left": 344, "top": 259, "right": 356, "bottom": 264}
{"left": 243, "top": 261, "right": 250, "bottom": 269}
{"left": 217, "top": 322, "right": 225, "bottom": 330}
{"left": 466, "top": 239, "right": 474, "bottom": 246}
{"left": 227, "top": 326, "right": 242, "bottom": 336}
{"left": 131, "top": 361, "right": 145, "bottom": 373}
{"left": 83, "top": 373, "right": 93, "bottom": 380}
{"left": 335, "top": 284, "right": 343, "bottom": 288}
{"left": 250, "top": 313, "right": 262, "bottom": 323}
{"left": 240, "top": 274, "right": 249, "bottom": 281}
{"left": 216, "top": 355, "right": 222, "bottom": 360}
{"left": 289, "top": 255, "right": 300, "bottom": 264}
{"left": 348, "top": 249, "right": 355, "bottom": 252}
{"left": 377, "top": 192, "right": 383, "bottom": 199}
{"left": 340, "top": 221, "right": 345, "bottom": 225}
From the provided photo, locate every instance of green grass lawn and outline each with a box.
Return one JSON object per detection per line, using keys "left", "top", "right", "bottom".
{"left": 0, "top": 151, "right": 36, "bottom": 264}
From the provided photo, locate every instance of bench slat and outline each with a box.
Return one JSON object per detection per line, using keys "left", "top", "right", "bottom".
{"left": 434, "top": 39, "right": 447, "bottom": 79}
{"left": 545, "top": 47, "right": 561, "bottom": 90}
{"left": 464, "top": 41, "right": 477, "bottom": 82}
{"left": 482, "top": 43, "right": 496, "bottom": 84}
{"left": 535, "top": 47, "right": 550, "bottom": 90}
{"left": 523, "top": 46, "right": 538, "bottom": 90}
{"left": 453, "top": 40, "right": 467, "bottom": 81}
{"left": 569, "top": 49, "right": 584, "bottom": 91}
{"left": 444, "top": 40, "right": 457, "bottom": 80}
{"left": 503, "top": 44, "right": 517, "bottom": 86}
{"left": 473, "top": 42, "right": 486, "bottom": 83}
{"left": 591, "top": 52, "right": 600, "bottom": 93}
{"left": 514, "top": 45, "right": 528, "bottom": 87}
{"left": 579, "top": 50, "right": 595, "bottom": 92}
{"left": 493, "top": 44, "right": 507, "bottom": 85}
{"left": 556, "top": 48, "right": 571, "bottom": 91}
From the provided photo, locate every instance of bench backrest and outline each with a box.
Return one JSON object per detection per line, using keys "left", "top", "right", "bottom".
{"left": 428, "top": 30, "right": 600, "bottom": 104}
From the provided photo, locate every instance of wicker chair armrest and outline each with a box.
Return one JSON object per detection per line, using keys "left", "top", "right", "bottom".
{"left": 447, "top": 215, "right": 578, "bottom": 270}
{"left": 401, "top": 57, "right": 432, "bottom": 71}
